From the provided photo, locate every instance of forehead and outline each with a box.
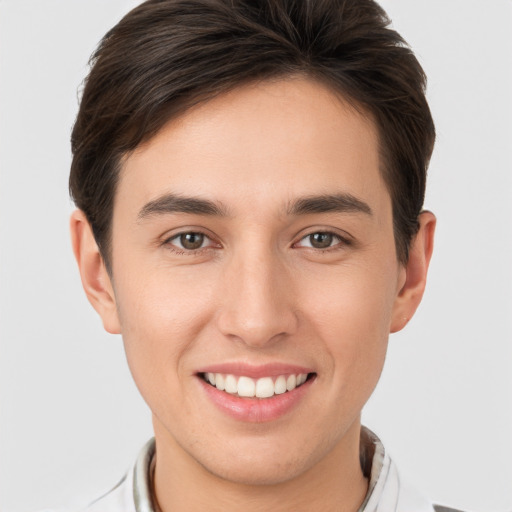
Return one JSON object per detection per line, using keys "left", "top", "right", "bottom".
{"left": 118, "top": 77, "right": 389, "bottom": 218}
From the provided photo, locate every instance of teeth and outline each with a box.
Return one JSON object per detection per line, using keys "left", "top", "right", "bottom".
{"left": 225, "top": 374, "right": 238, "bottom": 394}
{"left": 215, "top": 374, "right": 225, "bottom": 391}
{"left": 203, "top": 372, "right": 310, "bottom": 398}
{"left": 237, "top": 376, "right": 255, "bottom": 397}
{"left": 286, "top": 374, "right": 296, "bottom": 391}
{"left": 255, "top": 377, "right": 274, "bottom": 398}
{"left": 274, "top": 375, "right": 287, "bottom": 395}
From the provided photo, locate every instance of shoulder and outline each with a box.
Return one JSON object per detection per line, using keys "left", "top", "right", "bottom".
{"left": 35, "top": 471, "right": 134, "bottom": 512}
{"left": 34, "top": 473, "right": 134, "bottom": 512}
{"left": 84, "top": 438, "right": 155, "bottom": 512}
{"left": 394, "top": 472, "right": 468, "bottom": 512}
{"left": 83, "top": 473, "right": 134, "bottom": 512}
{"left": 360, "top": 427, "right": 466, "bottom": 512}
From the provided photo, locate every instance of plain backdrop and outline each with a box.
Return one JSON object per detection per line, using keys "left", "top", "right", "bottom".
{"left": 0, "top": 1, "right": 511, "bottom": 511}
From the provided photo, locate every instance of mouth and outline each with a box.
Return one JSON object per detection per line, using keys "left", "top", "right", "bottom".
{"left": 196, "top": 363, "right": 317, "bottom": 422}
{"left": 199, "top": 371, "right": 315, "bottom": 399}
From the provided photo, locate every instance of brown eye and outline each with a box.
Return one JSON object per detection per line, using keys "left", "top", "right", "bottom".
{"left": 295, "top": 231, "right": 348, "bottom": 251}
{"left": 179, "top": 232, "right": 205, "bottom": 250}
{"left": 308, "top": 232, "right": 334, "bottom": 249}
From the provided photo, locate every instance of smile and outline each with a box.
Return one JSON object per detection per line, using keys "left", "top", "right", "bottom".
{"left": 201, "top": 372, "right": 311, "bottom": 398}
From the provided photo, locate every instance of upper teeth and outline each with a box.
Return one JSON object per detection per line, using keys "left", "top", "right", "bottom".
{"left": 204, "top": 372, "right": 309, "bottom": 398}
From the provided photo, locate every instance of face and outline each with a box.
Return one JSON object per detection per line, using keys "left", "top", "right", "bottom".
{"left": 81, "top": 78, "right": 422, "bottom": 485}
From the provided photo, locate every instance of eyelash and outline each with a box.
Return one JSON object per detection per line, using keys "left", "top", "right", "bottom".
{"left": 294, "top": 231, "right": 350, "bottom": 252}
{"left": 162, "top": 230, "right": 351, "bottom": 254}
{"left": 163, "top": 231, "right": 218, "bottom": 255}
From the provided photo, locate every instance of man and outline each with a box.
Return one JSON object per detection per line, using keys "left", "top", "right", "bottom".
{"left": 67, "top": 0, "right": 460, "bottom": 510}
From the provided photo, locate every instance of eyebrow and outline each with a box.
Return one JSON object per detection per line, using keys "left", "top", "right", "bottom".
{"left": 288, "top": 193, "right": 373, "bottom": 216}
{"left": 138, "top": 193, "right": 229, "bottom": 220}
{"left": 137, "top": 192, "right": 372, "bottom": 221}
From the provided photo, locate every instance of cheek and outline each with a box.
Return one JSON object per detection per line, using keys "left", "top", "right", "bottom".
{"left": 113, "top": 266, "right": 218, "bottom": 398}
{"left": 303, "top": 259, "right": 398, "bottom": 333}
{"left": 301, "top": 262, "right": 398, "bottom": 387}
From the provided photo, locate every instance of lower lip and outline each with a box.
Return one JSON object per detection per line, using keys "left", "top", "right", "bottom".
{"left": 198, "top": 376, "right": 314, "bottom": 423}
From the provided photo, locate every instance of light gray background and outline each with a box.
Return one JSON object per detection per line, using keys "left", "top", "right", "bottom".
{"left": 0, "top": 1, "right": 511, "bottom": 511}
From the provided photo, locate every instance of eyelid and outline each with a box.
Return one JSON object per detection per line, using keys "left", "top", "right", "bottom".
{"left": 160, "top": 227, "right": 352, "bottom": 252}
{"left": 162, "top": 228, "right": 221, "bottom": 252}
{"left": 293, "top": 229, "right": 353, "bottom": 250}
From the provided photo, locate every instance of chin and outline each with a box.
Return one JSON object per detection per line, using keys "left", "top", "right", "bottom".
{"left": 191, "top": 433, "right": 330, "bottom": 487}
{"left": 201, "top": 455, "right": 309, "bottom": 486}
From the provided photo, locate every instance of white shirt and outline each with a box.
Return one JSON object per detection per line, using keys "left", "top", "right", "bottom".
{"left": 80, "top": 427, "right": 436, "bottom": 512}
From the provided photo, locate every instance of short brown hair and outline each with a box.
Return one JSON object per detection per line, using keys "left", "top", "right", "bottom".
{"left": 70, "top": 0, "right": 435, "bottom": 271}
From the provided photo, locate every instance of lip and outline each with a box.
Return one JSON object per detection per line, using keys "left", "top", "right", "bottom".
{"left": 196, "top": 363, "right": 316, "bottom": 423}
{"left": 195, "top": 362, "right": 314, "bottom": 379}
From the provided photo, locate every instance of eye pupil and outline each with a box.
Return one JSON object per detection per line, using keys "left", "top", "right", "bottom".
{"left": 180, "top": 232, "right": 204, "bottom": 250}
{"left": 310, "top": 232, "right": 333, "bottom": 249}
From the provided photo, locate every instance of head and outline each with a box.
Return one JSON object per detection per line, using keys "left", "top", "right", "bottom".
{"left": 69, "top": 0, "right": 436, "bottom": 493}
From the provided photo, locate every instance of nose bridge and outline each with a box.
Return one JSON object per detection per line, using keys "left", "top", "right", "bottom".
{"left": 217, "top": 239, "right": 297, "bottom": 346}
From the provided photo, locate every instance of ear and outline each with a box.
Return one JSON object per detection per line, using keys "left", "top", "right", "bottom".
{"left": 390, "top": 211, "right": 436, "bottom": 333}
{"left": 70, "top": 209, "right": 121, "bottom": 334}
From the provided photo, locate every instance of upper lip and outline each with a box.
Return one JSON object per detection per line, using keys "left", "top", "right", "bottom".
{"left": 195, "top": 362, "right": 315, "bottom": 379}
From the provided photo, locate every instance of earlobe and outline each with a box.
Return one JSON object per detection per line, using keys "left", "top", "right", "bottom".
{"left": 390, "top": 211, "right": 436, "bottom": 333}
{"left": 70, "top": 210, "right": 121, "bottom": 334}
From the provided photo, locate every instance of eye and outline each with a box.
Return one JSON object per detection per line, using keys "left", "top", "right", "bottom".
{"left": 166, "top": 232, "right": 213, "bottom": 251}
{"left": 296, "top": 231, "right": 345, "bottom": 250}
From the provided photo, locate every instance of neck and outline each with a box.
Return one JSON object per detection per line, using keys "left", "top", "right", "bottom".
{"left": 152, "top": 418, "right": 369, "bottom": 512}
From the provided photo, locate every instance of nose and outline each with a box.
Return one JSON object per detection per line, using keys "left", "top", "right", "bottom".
{"left": 216, "top": 245, "right": 299, "bottom": 348}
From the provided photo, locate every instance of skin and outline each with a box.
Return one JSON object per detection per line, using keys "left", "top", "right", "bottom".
{"left": 71, "top": 77, "right": 435, "bottom": 512}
